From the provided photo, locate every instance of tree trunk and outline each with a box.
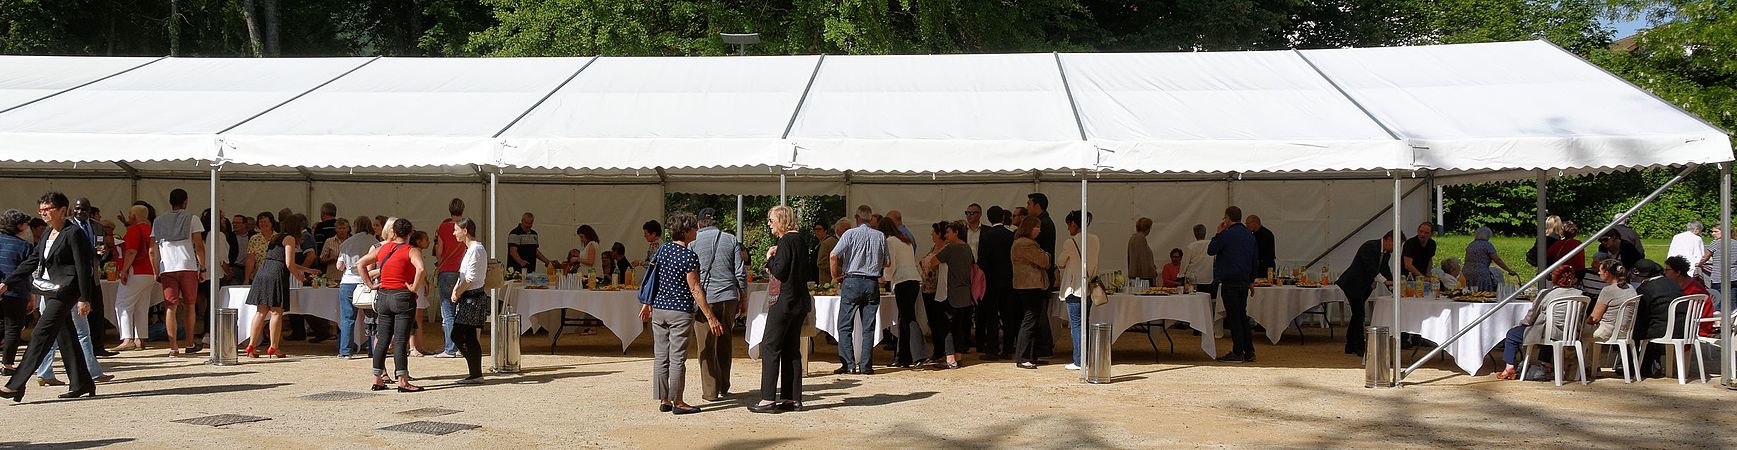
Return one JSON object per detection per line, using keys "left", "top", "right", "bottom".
{"left": 240, "top": 0, "right": 263, "bottom": 57}
{"left": 261, "top": 0, "right": 280, "bottom": 56}
{"left": 168, "top": 0, "right": 182, "bottom": 56}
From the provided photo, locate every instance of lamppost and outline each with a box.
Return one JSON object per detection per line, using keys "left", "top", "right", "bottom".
{"left": 720, "top": 32, "right": 760, "bottom": 56}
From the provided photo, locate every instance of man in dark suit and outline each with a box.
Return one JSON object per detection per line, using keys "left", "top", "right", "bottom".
{"left": 1634, "top": 258, "right": 1692, "bottom": 378}
{"left": 976, "top": 206, "right": 1016, "bottom": 359}
{"left": 1336, "top": 232, "right": 1395, "bottom": 356}
{"left": 1248, "top": 215, "right": 1277, "bottom": 278}
{"left": 68, "top": 198, "right": 116, "bottom": 357}
{"left": 1029, "top": 193, "right": 1058, "bottom": 358}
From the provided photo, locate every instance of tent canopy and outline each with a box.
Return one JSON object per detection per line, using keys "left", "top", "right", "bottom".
{"left": 0, "top": 40, "right": 1727, "bottom": 184}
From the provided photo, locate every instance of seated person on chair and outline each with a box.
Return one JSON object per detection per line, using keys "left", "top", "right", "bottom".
{"left": 1494, "top": 265, "right": 1588, "bottom": 380}
{"left": 1585, "top": 259, "right": 1638, "bottom": 341}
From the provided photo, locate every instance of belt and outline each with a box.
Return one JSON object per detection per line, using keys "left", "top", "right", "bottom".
{"left": 845, "top": 274, "right": 877, "bottom": 280}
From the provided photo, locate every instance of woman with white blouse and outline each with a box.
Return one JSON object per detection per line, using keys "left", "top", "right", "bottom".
{"left": 446, "top": 218, "right": 489, "bottom": 384}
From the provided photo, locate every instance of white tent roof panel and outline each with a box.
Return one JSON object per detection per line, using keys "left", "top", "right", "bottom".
{"left": 222, "top": 57, "right": 589, "bottom": 168}
{"left": 0, "top": 57, "right": 371, "bottom": 162}
{"left": 499, "top": 55, "right": 821, "bottom": 170}
{"left": 1063, "top": 51, "right": 1411, "bottom": 173}
{"left": 787, "top": 54, "right": 1089, "bottom": 172}
{"left": 0, "top": 56, "right": 157, "bottom": 112}
{"left": 1299, "top": 41, "right": 1731, "bottom": 171}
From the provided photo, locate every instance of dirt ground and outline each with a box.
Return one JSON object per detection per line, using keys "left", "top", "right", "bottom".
{"left": 5, "top": 324, "right": 1737, "bottom": 449}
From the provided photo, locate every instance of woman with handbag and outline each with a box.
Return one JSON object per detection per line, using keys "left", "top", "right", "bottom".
{"left": 750, "top": 205, "right": 813, "bottom": 414}
{"left": 1057, "top": 210, "right": 1099, "bottom": 371}
{"left": 1, "top": 192, "right": 103, "bottom": 402}
{"left": 335, "top": 216, "right": 379, "bottom": 358}
{"left": 446, "top": 218, "right": 489, "bottom": 384}
{"left": 359, "top": 218, "right": 425, "bottom": 393}
{"left": 638, "top": 212, "right": 725, "bottom": 414}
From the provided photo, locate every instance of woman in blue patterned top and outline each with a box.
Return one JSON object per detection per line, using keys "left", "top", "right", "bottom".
{"left": 0, "top": 209, "right": 33, "bottom": 376}
{"left": 638, "top": 212, "right": 725, "bottom": 415}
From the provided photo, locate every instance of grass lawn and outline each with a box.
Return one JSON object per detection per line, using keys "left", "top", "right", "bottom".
{"left": 1432, "top": 234, "right": 1672, "bottom": 282}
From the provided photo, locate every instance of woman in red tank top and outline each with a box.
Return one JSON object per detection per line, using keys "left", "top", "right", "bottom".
{"left": 358, "top": 217, "right": 425, "bottom": 392}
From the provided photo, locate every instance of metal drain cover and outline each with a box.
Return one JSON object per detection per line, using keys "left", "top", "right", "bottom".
{"left": 379, "top": 421, "right": 480, "bottom": 436}
{"left": 397, "top": 407, "right": 461, "bottom": 418}
{"left": 173, "top": 414, "right": 271, "bottom": 427}
{"left": 300, "top": 391, "right": 383, "bottom": 401}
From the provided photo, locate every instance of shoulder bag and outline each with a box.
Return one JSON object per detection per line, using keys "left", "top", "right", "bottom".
{"left": 636, "top": 245, "right": 663, "bottom": 305}
{"left": 352, "top": 242, "right": 406, "bottom": 310}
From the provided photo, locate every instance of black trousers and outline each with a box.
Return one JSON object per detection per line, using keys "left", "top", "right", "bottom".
{"left": 1343, "top": 286, "right": 1371, "bottom": 354}
{"left": 6, "top": 296, "right": 93, "bottom": 393}
{"left": 975, "top": 285, "right": 1012, "bottom": 355}
{"left": 1012, "top": 289, "right": 1048, "bottom": 364}
{"left": 0, "top": 296, "right": 25, "bottom": 367}
{"left": 87, "top": 282, "right": 110, "bottom": 348}
{"left": 892, "top": 281, "right": 925, "bottom": 365}
{"left": 927, "top": 298, "right": 973, "bottom": 357}
{"left": 370, "top": 289, "right": 416, "bottom": 378}
{"left": 451, "top": 323, "right": 483, "bottom": 378}
{"left": 760, "top": 296, "right": 808, "bottom": 403}
{"left": 1221, "top": 281, "right": 1254, "bottom": 355}
{"left": 1035, "top": 290, "right": 1055, "bottom": 357}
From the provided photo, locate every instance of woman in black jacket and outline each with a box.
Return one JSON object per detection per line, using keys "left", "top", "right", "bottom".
{"left": 751, "top": 205, "right": 813, "bottom": 414}
{"left": 0, "top": 192, "right": 101, "bottom": 402}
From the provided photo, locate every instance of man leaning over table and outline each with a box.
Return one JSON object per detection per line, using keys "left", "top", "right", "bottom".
{"left": 1336, "top": 231, "right": 1394, "bottom": 357}
{"left": 829, "top": 205, "right": 889, "bottom": 375}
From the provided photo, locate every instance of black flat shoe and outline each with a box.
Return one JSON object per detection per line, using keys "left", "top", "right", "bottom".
{"left": 0, "top": 367, "right": 13, "bottom": 376}
{"left": 94, "top": 349, "right": 118, "bottom": 357}
{"left": 659, "top": 404, "right": 672, "bottom": 412}
{"left": 776, "top": 401, "right": 801, "bottom": 412}
{"left": 0, "top": 388, "right": 22, "bottom": 403}
{"left": 747, "top": 403, "right": 781, "bottom": 414}
{"left": 396, "top": 385, "right": 424, "bottom": 393}
{"left": 860, "top": 368, "right": 875, "bottom": 375}
{"left": 370, "top": 384, "right": 389, "bottom": 391}
{"left": 832, "top": 366, "right": 850, "bottom": 375}
{"left": 57, "top": 389, "right": 94, "bottom": 399}
{"left": 671, "top": 405, "right": 701, "bottom": 415}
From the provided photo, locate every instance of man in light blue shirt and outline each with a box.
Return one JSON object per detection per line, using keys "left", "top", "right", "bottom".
{"left": 690, "top": 208, "right": 745, "bottom": 400}
{"left": 829, "top": 204, "right": 888, "bottom": 375}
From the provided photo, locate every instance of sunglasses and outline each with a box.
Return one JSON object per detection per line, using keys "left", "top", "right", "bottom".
{"left": 964, "top": 211, "right": 980, "bottom": 215}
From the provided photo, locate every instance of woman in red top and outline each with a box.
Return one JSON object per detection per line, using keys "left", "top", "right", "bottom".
{"left": 358, "top": 217, "right": 426, "bottom": 393}
{"left": 111, "top": 204, "right": 155, "bottom": 352}
{"left": 1161, "top": 248, "right": 1183, "bottom": 288}
{"left": 1546, "top": 222, "right": 1585, "bottom": 276}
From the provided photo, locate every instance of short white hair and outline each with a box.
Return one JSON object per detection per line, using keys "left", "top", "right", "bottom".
{"left": 1688, "top": 221, "right": 1704, "bottom": 233}
{"left": 855, "top": 205, "right": 874, "bottom": 221}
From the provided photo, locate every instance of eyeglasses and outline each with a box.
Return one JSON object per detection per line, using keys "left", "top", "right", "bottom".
{"left": 36, "top": 206, "right": 57, "bottom": 213}
{"left": 964, "top": 211, "right": 980, "bottom": 215}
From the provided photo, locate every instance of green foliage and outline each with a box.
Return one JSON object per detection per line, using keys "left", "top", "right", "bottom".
{"left": 662, "top": 193, "right": 845, "bottom": 270}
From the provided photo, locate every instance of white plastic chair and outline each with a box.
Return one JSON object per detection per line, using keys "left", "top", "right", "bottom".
{"left": 1592, "top": 295, "right": 1643, "bottom": 383}
{"left": 1521, "top": 295, "right": 1591, "bottom": 386}
{"left": 1696, "top": 311, "right": 1736, "bottom": 374}
{"left": 1641, "top": 294, "right": 1709, "bottom": 384}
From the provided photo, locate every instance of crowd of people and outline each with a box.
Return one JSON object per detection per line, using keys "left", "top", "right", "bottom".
{"left": 1, "top": 185, "right": 1731, "bottom": 406}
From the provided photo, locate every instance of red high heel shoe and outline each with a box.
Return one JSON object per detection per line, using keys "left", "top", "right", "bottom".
{"left": 269, "top": 347, "right": 286, "bottom": 358}
{"left": 245, "top": 345, "right": 260, "bottom": 358}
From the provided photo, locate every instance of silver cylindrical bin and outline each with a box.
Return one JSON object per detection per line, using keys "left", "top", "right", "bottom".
{"left": 492, "top": 313, "right": 521, "bottom": 373}
{"left": 1086, "top": 323, "right": 1114, "bottom": 384}
{"left": 213, "top": 308, "right": 239, "bottom": 366}
{"left": 1364, "top": 326, "right": 1393, "bottom": 388}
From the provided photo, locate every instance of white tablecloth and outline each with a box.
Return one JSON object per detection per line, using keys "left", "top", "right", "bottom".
{"left": 1372, "top": 296, "right": 1532, "bottom": 375}
{"left": 745, "top": 291, "right": 897, "bottom": 358}
{"left": 1054, "top": 293, "right": 1219, "bottom": 358}
{"left": 504, "top": 287, "right": 644, "bottom": 352}
{"left": 1249, "top": 286, "right": 1349, "bottom": 344}
{"left": 219, "top": 286, "right": 361, "bottom": 347}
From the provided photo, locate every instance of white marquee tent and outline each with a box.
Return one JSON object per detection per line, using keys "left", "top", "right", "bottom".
{"left": 0, "top": 40, "right": 1729, "bottom": 384}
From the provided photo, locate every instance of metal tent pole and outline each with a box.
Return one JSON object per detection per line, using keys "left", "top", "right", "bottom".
{"left": 779, "top": 170, "right": 787, "bottom": 205}
{"left": 736, "top": 195, "right": 744, "bottom": 240}
{"left": 1080, "top": 177, "right": 1090, "bottom": 382}
{"left": 1535, "top": 171, "right": 1548, "bottom": 289}
{"left": 1401, "top": 164, "right": 1700, "bottom": 380}
{"left": 207, "top": 161, "right": 221, "bottom": 366}
{"left": 1390, "top": 173, "right": 1403, "bottom": 386}
{"left": 488, "top": 170, "right": 501, "bottom": 372}
{"left": 1723, "top": 163, "right": 1732, "bottom": 388}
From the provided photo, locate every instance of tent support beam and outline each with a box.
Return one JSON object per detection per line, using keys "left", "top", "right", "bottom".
{"left": 1400, "top": 163, "right": 1701, "bottom": 381}
{"left": 1079, "top": 176, "right": 1091, "bottom": 382}
{"left": 493, "top": 55, "right": 599, "bottom": 138}
{"left": 1534, "top": 171, "right": 1549, "bottom": 289}
{"left": 0, "top": 56, "right": 164, "bottom": 117}
{"left": 1303, "top": 180, "right": 1427, "bottom": 270}
{"left": 1053, "top": 53, "right": 1088, "bottom": 141}
{"left": 1723, "top": 163, "right": 1733, "bottom": 388}
{"left": 780, "top": 55, "right": 827, "bottom": 140}
{"left": 1295, "top": 49, "right": 1403, "bottom": 141}
{"left": 1390, "top": 173, "right": 1403, "bottom": 387}
{"left": 216, "top": 56, "right": 380, "bottom": 135}
{"left": 205, "top": 160, "right": 223, "bottom": 366}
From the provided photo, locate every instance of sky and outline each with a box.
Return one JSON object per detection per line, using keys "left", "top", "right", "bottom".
{"left": 1604, "top": 16, "right": 1649, "bottom": 38}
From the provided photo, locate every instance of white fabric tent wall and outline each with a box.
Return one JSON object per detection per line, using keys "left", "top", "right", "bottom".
{"left": 848, "top": 179, "right": 1428, "bottom": 276}
{"left": 493, "top": 183, "right": 665, "bottom": 266}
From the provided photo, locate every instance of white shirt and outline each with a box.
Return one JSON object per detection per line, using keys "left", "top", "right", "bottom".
{"left": 337, "top": 232, "right": 380, "bottom": 285}
{"left": 1433, "top": 267, "right": 1462, "bottom": 291}
{"left": 212, "top": 231, "right": 231, "bottom": 269}
{"left": 1180, "top": 239, "right": 1214, "bottom": 284}
{"left": 886, "top": 237, "right": 920, "bottom": 285}
{"left": 1669, "top": 231, "right": 1706, "bottom": 277}
{"left": 457, "top": 241, "right": 487, "bottom": 290}
{"left": 966, "top": 224, "right": 982, "bottom": 256}
{"left": 155, "top": 219, "right": 206, "bottom": 273}
{"left": 1058, "top": 233, "right": 1101, "bottom": 300}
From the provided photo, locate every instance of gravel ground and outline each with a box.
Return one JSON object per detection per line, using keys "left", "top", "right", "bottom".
{"left": 5, "top": 326, "right": 1736, "bottom": 449}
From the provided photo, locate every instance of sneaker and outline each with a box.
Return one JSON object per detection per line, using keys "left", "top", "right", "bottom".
{"left": 431, "top": 352, "right": 459, "bottom": 359}
{"left": 455, "top": 376, "right": 486, "bottom": 385}
{"left": 1064, "top": 363, "right": 1081, "bottom": 370}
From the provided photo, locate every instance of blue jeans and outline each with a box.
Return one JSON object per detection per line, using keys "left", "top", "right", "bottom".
{"left": 37, "top": 309, "right": 104, "bottom": 380}
{"left": 837, "top": 276, "right": 880, "bottom": 372}
{"left": 1713, "top": 283, "right": 1730, "bottom": 312}
{"left": 1066, "top": 296, "right": 1083, "bottom": 366}
{"left": 1503, "top": 325, "right": 1527, "bottom": 366}
{"left": 338, "top": 283, "right": 360, "bottom": 356}
{"left": 437, "top": 272, "right": 460, "bottom": 354}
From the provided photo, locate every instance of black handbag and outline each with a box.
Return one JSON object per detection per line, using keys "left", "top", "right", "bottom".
{"left": 454, "top": 288, "right": 489, "bottom": 327}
